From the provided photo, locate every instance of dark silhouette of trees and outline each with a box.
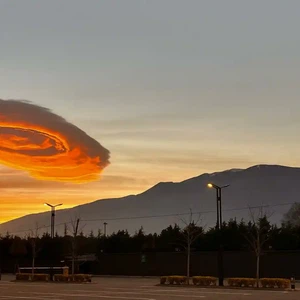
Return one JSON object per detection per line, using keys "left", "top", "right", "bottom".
{"left": 157, "top": 224, "right": 182, "bottom": 251}
{"left": 104, "top": 230, "right": 131, "bottom": 253}
{"left": 9, "top": 237, "right": 27, "bottom": 273}
{"left": 3, "top": 215, "right": 300, "bottom": 274}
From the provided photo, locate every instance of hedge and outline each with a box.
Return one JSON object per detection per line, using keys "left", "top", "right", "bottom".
{"left": 192, "top": 276, "right": 217, "bottom": 286}
{"left": 160, "top": 276, "right": 188, "bottom": 285}
{"left": 227, "top": 278, "right": 291, "bottom": 289}
{"left": 71, "top": 274, "right": 92, "bottom": 282}
{"left": 16, "top": 273, "right": 49, "bottom": 281}
{"left": 160, "top": 276, "right": 290, "bottom": 289}
{"left": 227, "top": 278, "right": 256, "bottom": 287}
{"left": 160, "top": 276, "right": 168, "bottom": 285}
{"left": 54, "top": 274, "right": 92, "bottom": 283}
{"left": 53, "top": 274, "right": 69, "bottom": 282}
{"left": 260, "top": 278, "right": 290, "bottom": 289}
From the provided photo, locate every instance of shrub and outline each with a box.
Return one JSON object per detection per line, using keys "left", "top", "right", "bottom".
{"left": 192, "top": 276, "right": 217, "bottom": 286}
{"left": 167, "top": 276, "right": 188, "bottom": 285}
{"left": 159, "top": 275, "right": 188, "bottom": 285}
{"left": 72, "top": 274, "right": 92, "bottom": 282}
{"left": 71, "top": 275, "right": 83, "bottom": 282}
{"left": 16, "top": 273, "right": 31, "bottom": 281}
{"left": 260, "top": 278, "right": 290, "bottom": 289}
{"left": 32, "top": 274, "right": 49, "bottom": 281}
{"left": 227, "top": 278, "right": 256, "bottom": 287}
{"left": 160, "top": 276, "right": 167, "bottom": 284}
{"left": 54, "top": 274, "right": 69, "bottom": 282}
{"left": 54, "top": 274, "right": 92, "bottom": 283}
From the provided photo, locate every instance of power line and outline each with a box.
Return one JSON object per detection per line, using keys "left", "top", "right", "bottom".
{"left": 1, "top": 201, "right": 296, "bottom": 236}
{"left": 81, "top": 202, "right": 296, "bottom": 223}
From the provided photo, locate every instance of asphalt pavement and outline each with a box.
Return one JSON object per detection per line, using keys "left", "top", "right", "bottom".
{"left": 0, "top": 275, "right": 298, "bottom": 299}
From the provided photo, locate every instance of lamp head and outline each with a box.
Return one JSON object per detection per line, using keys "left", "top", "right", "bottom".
{"left": 44, "top": 203, "right": 63, "bottom": 208}
{"left": 207, "top": 183, "right": 230, "bottom": 190}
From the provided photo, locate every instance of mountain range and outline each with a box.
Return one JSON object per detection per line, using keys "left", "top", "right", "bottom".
{"left": 0, "top": 164, "right": 298, "bottom": 236}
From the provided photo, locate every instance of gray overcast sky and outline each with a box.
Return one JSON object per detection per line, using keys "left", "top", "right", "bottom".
{"left": 1, "top": 0, "right": 300, "bottom": 220}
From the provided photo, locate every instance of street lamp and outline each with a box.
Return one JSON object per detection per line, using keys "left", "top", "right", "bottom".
{"left": 207, "top": 184, "right": 229, "bottom": 229}
{"left": 103, "top": 222, "right": 108, "bottom": 237}
{"left": 207, "top": 183, "right": 230, "bottom": 286}
{"left": 44, "top": 203, "right": 63, "bottom": 239}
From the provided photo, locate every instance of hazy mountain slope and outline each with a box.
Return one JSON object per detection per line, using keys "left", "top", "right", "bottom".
{"left": 0, "top": 165, "right": 298, "bottom": 236}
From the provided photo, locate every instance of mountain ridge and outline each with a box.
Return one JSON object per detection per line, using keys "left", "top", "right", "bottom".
{"left": 0, "top": 164, "right": 298, "bottom": 236}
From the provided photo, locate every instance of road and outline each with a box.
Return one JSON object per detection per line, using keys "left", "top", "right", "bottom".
{"left": 0, "top": 276, "right": 298, "bottom": 299}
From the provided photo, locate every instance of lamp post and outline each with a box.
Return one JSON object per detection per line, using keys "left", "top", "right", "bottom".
{"left": 207, "top": 183, "right": 230, "bottom": 286}
{"left": 44, "top": 203, "right": 62, "bottom": 281}
{"left": 44, "top": 203, "right": 63, "bottom": 238}
{"left": 103, "top": 222, "right": 108, "bottom": 237}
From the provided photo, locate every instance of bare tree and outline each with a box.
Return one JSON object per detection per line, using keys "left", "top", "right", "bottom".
{"left": 28, "top": 223, "right": 42, "bottom": 277}
{"left": 243, "top": 207, "right": 272, "bottom": 287}
{"left": 283, "top": 203, "right": 300, "bottom": 227}
{"left": 179, "top": 210, "right": 203, "bottom": 284}
{"left": 69, "top": 216, "right": 85, "bottom": 275}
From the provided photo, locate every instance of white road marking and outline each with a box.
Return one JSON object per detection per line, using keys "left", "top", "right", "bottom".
{"left": 0, "top": 296, "right": 62, "bottom": 300}
{"left": 63, "top": 290, "right": 206, "bottom": 298}
{"left": 0, "top": 283, "right": 48, "bottom": 287}
{"left": 24, "top": 292, "right": 155, "bottom": 300}
{"left": 101, "top": 292, "right": 205, "bottom": 298}
{"left": 72, "top": 287, "right": 251, "bottom": 296}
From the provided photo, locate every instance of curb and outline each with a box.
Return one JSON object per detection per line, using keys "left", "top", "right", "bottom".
{"left": 156, "top": 284, "right": 298, "bottom": 292}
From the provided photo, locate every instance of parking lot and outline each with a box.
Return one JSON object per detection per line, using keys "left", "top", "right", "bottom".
{"left": 0, "top": 276, "right": 299, "bottom": 299}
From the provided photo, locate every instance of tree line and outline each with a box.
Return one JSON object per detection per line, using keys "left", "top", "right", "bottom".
{"left": 1, "top": 204, "right": 300, "bottom": 275}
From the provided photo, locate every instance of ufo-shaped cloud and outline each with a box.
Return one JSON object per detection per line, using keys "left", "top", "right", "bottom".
{"left": 0, "top": 99, "right": 110, "bottom": 182}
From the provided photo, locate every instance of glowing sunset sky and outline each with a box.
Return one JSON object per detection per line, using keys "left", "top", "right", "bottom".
{"left": 1, "top": 1, "right": 300, "bottom": 223}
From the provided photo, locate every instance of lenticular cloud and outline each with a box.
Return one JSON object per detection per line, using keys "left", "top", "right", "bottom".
{"left": 0, "top": 99, "right": 110, "bottom": 182}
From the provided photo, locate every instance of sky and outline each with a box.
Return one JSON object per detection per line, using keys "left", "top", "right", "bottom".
{"left": 0, "top": 0, "right": 300, "bottom": 223}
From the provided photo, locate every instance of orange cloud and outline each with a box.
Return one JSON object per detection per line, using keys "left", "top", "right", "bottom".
{"left": 0, "top": 99, "right": 110, "bottom": 182}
